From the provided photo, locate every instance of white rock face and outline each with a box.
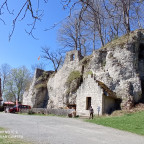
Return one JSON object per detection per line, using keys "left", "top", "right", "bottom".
{"left": 22, "top": 70, "right": 38, "bottom": 107}
{"left": 47, "top": 50, "right": 83, "bottom": 108}
{"left": 23, "top": 29, "right": 144, "bottom": 113}
{"left": 22, "top": 69, "right": 51, "bottom": 108}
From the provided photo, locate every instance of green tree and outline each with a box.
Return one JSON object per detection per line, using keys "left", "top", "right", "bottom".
{"left": 0, "top": 63, "right": 11, "bottom": 96}
{"left": 4, "top": 66, "right": 31, "bottom": 102}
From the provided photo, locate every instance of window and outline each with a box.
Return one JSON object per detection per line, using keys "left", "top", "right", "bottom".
{"left": 86, "top": 97, "right": 91, "bottom": 110}
{"left": 70, "top": 54, "right": 75, "bottom": 61}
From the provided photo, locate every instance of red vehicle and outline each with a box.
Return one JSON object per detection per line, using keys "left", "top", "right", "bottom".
{"left": 9, "top": 105, "right": 31, "bottom": 113}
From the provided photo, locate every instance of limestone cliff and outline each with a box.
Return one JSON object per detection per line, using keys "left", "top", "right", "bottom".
{"left": 23, "top": 69, "right": 53, "bottom": 108}
{"left": 23, "top": 29, "right": 144, "bottom": 113}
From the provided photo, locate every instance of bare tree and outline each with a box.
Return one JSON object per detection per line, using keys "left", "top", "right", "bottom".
{"left": 58, "top": 16, "right": 80, "bottom": 51}
{"left": 0, "top": 0, "right": 48, "bottom": 40}
{"left": 103, "top": 0, "right": 144, "bottom": 34}
{"left": 58, "top": 13, "right": 91, "bottom": 56}
{"left": 0, "top": 0, "right": 144, "bottom": 43}
{"left": 31, "top": 63, "right": 46, "bottom": 72}
{"left": 80, "top": 0, "right": 106, "bottom": 46}
{"left": 41, "top": 47, "right": 63, "bottom": 72}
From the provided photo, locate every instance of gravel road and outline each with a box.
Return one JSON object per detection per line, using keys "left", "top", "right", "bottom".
{"left": 0, "top": 113, "right": 144, "bottom": 144}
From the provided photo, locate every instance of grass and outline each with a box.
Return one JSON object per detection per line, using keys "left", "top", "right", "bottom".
{"left": 86, "top": 110, "right": 144, "bottom": 135}
{"left": 0, "top": 127, "right": 32, "bottom": 144}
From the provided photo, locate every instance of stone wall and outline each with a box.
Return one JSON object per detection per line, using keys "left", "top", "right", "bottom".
{"left": 76, "top": 75, "right": 104, "bottom": 116}
{"left": 20, "top": 108, "right": 71, "bottom": 116}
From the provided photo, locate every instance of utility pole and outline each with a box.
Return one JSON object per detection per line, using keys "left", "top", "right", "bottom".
{"left": 0, "top": 78, "right": 3, "bottom": 105}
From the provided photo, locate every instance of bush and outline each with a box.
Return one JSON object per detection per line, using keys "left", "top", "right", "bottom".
{"left": 28, "top": 110, "right": 35, "bottom": 115}
{"left": 0, "top": 106, "right": 4, "bottom": 112}
{"left": 66, "top": 71, "right": 81, "bottom": 86}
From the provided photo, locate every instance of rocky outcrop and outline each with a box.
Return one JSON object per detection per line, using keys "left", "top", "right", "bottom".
{"left": 23, "top": 29, "right": 144, "bottom": 112}
{"left": 23, "top": 69, "right": 53, "bottom": 108}
{"left": 47, "top": 51, "right": 83, "bottom": 108}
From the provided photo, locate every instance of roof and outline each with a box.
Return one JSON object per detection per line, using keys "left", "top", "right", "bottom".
{"left": 96, "top": 80, "right": 117, "bottom": 99}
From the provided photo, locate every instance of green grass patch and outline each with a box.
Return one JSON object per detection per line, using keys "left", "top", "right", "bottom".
{"left": 0, "top": 127, "right": 32, "bottom": 144}
{"left": 86, "top": 111, "right": 144, "bottom": 135}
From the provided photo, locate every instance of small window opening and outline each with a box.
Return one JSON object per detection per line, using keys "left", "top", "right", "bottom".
{"left": 70, "top": 54, "right": 75, "bottom": 61}
{"left": 86, "top": 97, "right": 91, "bottom": 110}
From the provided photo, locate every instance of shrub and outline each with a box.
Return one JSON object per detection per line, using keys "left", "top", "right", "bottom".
{"left": 28, "top": 110, "right": 35, "bottom": 115}
{"left": 66, "top": 71, "right": 82, "bottom": 95}
{"left": 66, "top": 71, "right": 81, "bottom": 86}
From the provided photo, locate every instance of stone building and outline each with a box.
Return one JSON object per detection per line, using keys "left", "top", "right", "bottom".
{"left": 23, "top": 29, "right": 144, "bottom": 116}
{"left": 76, "top": 75, "right": 119, "bottom": 116}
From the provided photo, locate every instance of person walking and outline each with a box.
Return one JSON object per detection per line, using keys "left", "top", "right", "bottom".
{"left": 89, "top": 106, "right": 94, "bottom": 119}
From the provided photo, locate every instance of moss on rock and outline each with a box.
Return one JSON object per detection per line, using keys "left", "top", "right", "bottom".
{"left": 66, "top": 71, "right": 81, "bottom": 86}
{"left": 66, "top": 71, "right": 82, "bottom": 95}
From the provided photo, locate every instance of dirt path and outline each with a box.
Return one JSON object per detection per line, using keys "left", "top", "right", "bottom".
{"left": 0, "top": 113, "right": 144, "bottom": 144}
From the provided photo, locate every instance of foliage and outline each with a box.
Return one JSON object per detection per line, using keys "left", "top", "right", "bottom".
{"left": 0, "top": 106, "right": 4, "bottom": 112}
{"left": 66, "top": 71, "right": 82, "bottom": 95}
{"left": 66, "top": 71, "right": 81, "bottom": 86}
{"left": 28, "top": 110, "right": 35, "bottom": 115}
{"left": 0, "top": 64, "right": 11, "bottom": 95}
{"left": 86, "top": 110, "right": 144, "bottom": 135}
{"left": 4, "top": 66, "right": 32, "bottom": 102}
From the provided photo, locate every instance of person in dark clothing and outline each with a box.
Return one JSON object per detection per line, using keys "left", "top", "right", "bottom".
{"left": 89, "top": 106, "right": 94, "bottom": 119}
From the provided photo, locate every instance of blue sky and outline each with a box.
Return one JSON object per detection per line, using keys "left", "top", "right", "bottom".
{"left": 0, "top": 0, "right": 68, "bottom": 71}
